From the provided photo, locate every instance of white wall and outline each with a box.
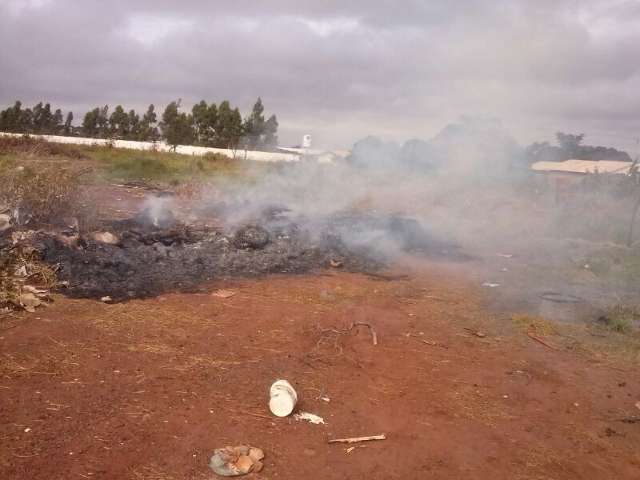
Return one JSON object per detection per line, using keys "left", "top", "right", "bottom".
{"left": 0, "top": 132, "right": 301, "bottom": 163}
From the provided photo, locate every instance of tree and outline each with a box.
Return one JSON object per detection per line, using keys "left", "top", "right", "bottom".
{"left": 160, "top": 100, "right": 195, "bottom": 148}
{"left": 97, "top": 105, "right": 110, "bottom": 137}
{"left": 140, "top": 104, "right": 158, "bottom": 141}
{"left": 63, "top": 111, "right": 73, "bottom": 135}
{"left": 556, "top": 132, "right": 584, "bottom": 158}
{"left": 0, "top": 101, "right": 26, "bottom": 132}
{"left": 82, "top": 107, "right": 100, "bottom": 137}
{"left": 109, "top": 105, "right": 129, "bottom": 138}
{"left": 52, "top": 109, "right": 64, "bottom": 134}
{"left": 215, "top": 101, "right": 243, "bottom": 149}
{"left": 263, "top": 114, "right": 279, "bottom": 149}
{"left": 192, "top": 100, "right": 211, "bottom": 145}
{"left": 127, "top": 109, "right": 140, "bottom": 140}
{"left": 243, "top": 97, "right": 265, "bottom": 149}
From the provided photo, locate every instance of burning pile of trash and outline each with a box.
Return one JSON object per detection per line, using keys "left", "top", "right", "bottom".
{"left": 1, "top": 199, "right": 466, "bottom": 304}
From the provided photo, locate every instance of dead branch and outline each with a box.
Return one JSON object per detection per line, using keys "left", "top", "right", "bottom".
{"left": 527, "top": 332, "right": 558, "bottom": 350}
{"left": 328, "top": 434, "right": 386, "bottom": 444}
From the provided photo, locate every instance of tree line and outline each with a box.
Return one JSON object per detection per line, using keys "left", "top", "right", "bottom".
{"left": 525, "top": 132, "right": 631, "bottom": 162}
{"left": 0, "top": 98, "right": 279, "bottom": 150}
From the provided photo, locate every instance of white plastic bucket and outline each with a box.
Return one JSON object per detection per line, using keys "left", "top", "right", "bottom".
{"left": 269, "top": 380, "right": 298, "bottom": 417}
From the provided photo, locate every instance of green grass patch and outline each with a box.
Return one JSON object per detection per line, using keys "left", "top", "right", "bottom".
{"left": 599, "top": 305, "right": 640, "bottom": 333}
{"left": 80, "top": 145, "right": 274, "bottom": 184}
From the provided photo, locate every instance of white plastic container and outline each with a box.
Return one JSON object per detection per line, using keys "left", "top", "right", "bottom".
{"left": 269, "top": 380, "right": 298, "bottom": 417}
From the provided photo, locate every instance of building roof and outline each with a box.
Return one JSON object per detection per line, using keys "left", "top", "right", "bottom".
{"left": 531, "top": 159, "right": 633, "bottom": 175}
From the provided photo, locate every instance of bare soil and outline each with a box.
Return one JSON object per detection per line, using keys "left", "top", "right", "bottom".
{"left": 1, "top": 265, "right": 639, "bottom": 479}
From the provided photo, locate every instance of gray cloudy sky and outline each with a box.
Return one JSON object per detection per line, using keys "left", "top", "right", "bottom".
{"left": 0, "top": 0, "right": 639, "bottom": 150}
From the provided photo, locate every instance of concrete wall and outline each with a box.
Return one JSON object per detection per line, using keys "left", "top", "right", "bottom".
{"left": 0, "top": 132, "right": 301, "bottom": 163}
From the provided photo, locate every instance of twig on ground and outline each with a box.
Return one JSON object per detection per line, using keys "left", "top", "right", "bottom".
{"left": 527, "top": 332, "right": 558, "bottom": 350}
{"left": 328, "top": 434, "right": 386, "bottom": 444}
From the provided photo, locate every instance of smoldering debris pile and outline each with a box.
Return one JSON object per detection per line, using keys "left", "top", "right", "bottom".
{"left": 1, "top": 205, "right": 466, "bottom": 302}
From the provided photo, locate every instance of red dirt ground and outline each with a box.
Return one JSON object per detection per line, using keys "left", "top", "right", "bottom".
{"left": 1, "top": 264, "right": 639, "bottom": 479}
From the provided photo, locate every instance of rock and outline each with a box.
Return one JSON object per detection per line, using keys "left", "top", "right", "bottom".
{"left": 209, "top": 445, "right": 265, "bottom": 477}
{"left": 92, "top": 231, "right": 119, "bottom": 244}
{"left": 19, "top": 292, "right": 41, "bottom": 312}
{"left": 248, "top": 447, "right": 264, "bottom": 462}
{"left": 209, "top": 447, "right": 240, "bottom": 477}
{"left": 233, "top": 445, "right": 250, "bottom": 456}
{"left": 235, "top": 455, "right": 254, "bottom": 474}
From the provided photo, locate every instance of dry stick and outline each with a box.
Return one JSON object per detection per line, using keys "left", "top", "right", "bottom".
{"left": 527, "top": 332, "right": 558, "bottom": 350}
{"left": 328, "top": 434, "right": 386, "bottom": 444}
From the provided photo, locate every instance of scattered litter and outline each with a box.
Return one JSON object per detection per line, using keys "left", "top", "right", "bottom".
{"left": 269, "top": 379, "right": 298, "bottom": 417}
{"left": 209, "top": 445, "right": 264, "bottom": 477}
{"left": 329, "top": 259, "right": 343, "bottom": 268}
{"left": 635, "top": 401, "right": 640, "bottom": 411}
{"left": 294, "top": 412, "right": 325, "bottom": 425}
{"left": 100, "top": 296, "right": 112, "bottom": 303}
{"left": 212, "top": 289, "right": 236, "bottom": 299}
{"left": 481, "top": 282, "right": 500, "bottom": 288}
{"left": 23, "top": 428, "right": 31, "bottom": 433}
{"left": 319, "top": 395, "right": 331, "bottom": 403}
{"left": 346, "top": 447, "right": 355, "bottom": 454}
{"left": 496, "top": 253, "right": 513, "bottom": 258}
{"left": 328, "top": 434, "right": 386, "bottom": 444}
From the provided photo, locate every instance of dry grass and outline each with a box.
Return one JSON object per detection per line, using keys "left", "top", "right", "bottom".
{"left": 0, "top": 136, "right": 86, "bottom": 159}
{"left": 0, "top": 162, "right": 86, "bottom": 224}
{"left": 511, "top": 314, "right": 559, "bottom": 336}
{"left": 0, "top": 244, "right": 58, "bottom": 311}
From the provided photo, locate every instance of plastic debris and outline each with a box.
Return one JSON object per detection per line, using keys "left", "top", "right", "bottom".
{"left": 269, "top": 379, "right": 297, "bottom": 417}
{"left": 294, "top": 412, "right": 325, "bottom": 425}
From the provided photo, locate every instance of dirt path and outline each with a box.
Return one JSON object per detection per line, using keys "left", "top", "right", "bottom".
{"left": 1, "top": 267, "right": 639, "bottom": 479}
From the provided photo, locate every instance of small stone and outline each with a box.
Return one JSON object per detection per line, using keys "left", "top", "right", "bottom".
{"left": 233, "top": 445, "right": 250, "bottom": 456}
{"left": 252, "top": 461, "right": 264, "bottom": 473}
{"left": 235, "top": 455, "right": 253, "bottom": 474}
{"left": 92, "top": 231, "right": 119, "bottom": 244}
{"left": 248, "top": 447, "right": 264, "bottom": 462}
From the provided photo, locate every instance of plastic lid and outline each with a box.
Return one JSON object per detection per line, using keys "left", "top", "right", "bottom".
{"left": 269, "top": 393, "right": 295, "bottom": 417}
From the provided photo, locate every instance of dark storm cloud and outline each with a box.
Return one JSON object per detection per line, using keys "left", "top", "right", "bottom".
{"left": 0, "top": 0, "right": 639, "bottom": 149}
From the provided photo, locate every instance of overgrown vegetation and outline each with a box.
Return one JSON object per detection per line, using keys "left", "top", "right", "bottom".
{"left": 598, "top": 305, "right": 639, "bottom": 333}
{"left": 0, "top": 142, "right": 85, "bottom": 225}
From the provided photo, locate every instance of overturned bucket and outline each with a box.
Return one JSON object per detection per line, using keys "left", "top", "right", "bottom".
{"left": 269, "top": 380, "right": 298, "bottom": 417}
